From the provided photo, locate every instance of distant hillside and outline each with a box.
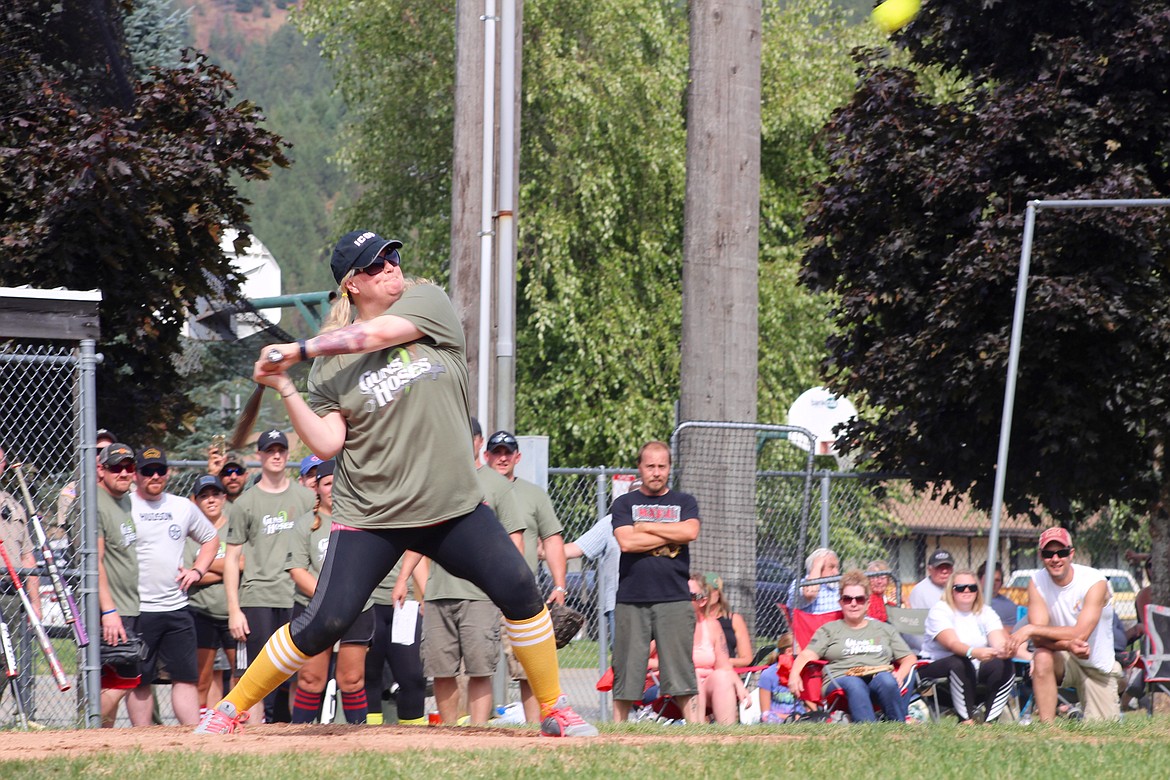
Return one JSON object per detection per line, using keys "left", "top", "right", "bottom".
{"left": 177, "top": 0, "right": 291, "bottom": 51}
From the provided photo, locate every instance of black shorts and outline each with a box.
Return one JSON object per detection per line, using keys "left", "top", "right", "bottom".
{"left": 138, "top": 608, "right": 199, "bottom": 683}
{"left": 192, "top": 609, "right": 234, "bottom": 652}
{"left": 237, "top": 606, "right": 292, "bottom": 672}
{"left": 292, "top": 602, "right": 374, "bottom": 646}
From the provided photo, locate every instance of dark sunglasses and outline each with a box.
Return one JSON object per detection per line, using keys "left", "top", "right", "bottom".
{"left": 140, "top": 465, "right": 168, "bottom": 478}
{"left": 221, "top": 466, "right": 246, "bottom": 477}
{"left": 1040, "top": 547, "right": 1072, "bottom": 559}
{"left": 106, "top": 463, "right": 135, "bottom": 474}
{"left": 690, "top": 592, "right": 707, "bottom": 602}
{"left": 952, "top": 583, "right": 979, "bottom": 593}
{"left": 839, "top": 594, "right": 867, "bottom": 605}
{"left": 359, "top": 248, "right": 401, "bottom": 276}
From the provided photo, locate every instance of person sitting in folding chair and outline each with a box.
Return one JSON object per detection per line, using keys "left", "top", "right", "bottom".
{"left": 918, "top": 570, "right": 1015, "bottom": 724}
{"left": 788, "top": 570, "right": 917, "bottom": 723}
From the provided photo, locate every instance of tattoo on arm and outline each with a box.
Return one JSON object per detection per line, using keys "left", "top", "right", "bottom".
{"left": 311, "top": 325, "right": 374, "bottom": 356}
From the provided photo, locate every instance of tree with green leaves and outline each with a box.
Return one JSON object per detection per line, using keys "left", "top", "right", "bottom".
{"left": 802, "top": 0, "right": 1170, "bottom": 602}
{"left": 1, "top": 0, "right": 289, "bottom": 439}
{"left": 294, "top": 0, "right": 874, "bottom": 466}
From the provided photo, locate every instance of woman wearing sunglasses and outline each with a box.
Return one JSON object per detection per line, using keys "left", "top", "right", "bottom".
{"left": 196, "top": 231, "right": 594, "bottom": 737}
{"left": 919, "top": 569, "right": 1015, "bottom": 724}
{"left": 788, "top": 569, "right": 917, "bottom": 722}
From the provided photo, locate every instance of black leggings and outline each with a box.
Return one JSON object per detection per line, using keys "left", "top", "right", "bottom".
{"left": 365, "top": 603, "right": 426, "bottom": 720}
{"left": 919, "top": 654, "right": 1015, "bottom": 722}
{"left": 290, "top": 502, "right": 542, "bottom": 657}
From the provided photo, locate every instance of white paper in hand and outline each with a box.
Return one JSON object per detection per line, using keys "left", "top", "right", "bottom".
{"left": 392, "top": 599, "right": 420, "bottom": 645}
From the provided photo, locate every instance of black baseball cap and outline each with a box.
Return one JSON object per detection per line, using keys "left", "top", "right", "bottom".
{"left": 192, "top": 475, "right": 227, "bottom": 496}
{"left": 486, "top": 430, "right": 519, "bottom": 453}
{"left": 99, "top": 443, "right": 135, "bottom": 467}
{"left": 928, "top": 549, "right": 955, "bottom": 568}
{"left": 330, "top": 230, "right": 403, "bottom": 284}
{"left": 257, "top": 430, "right": 289, "bottom": 451}
{"left": 136, "top": 446, "right": 167, "bottom": 469}
{"left": 471, "top": 417, "right": 482, "bottom": 438}
{"left": 315, "top": 460, "right": 336, "bottom": 480}
{"left": 95, "top": 428, "right": 118, "bottom": 444}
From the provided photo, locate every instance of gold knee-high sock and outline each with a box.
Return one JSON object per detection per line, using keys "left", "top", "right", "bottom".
{"left": 505, "top": 607, "right": 561, "bottom": 715}
{"left": 221, "top": 624, "right": 310, "bottom": 715}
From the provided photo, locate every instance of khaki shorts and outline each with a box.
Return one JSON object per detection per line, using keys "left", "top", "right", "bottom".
{"left": 422, "top": 599, "right": 501, "bottom": 678}
{"left": 612, "top": 601, "right": 697, "bottom": 702}
{"left": 1059, "top": 652, "right": 1121, "bottom": 722}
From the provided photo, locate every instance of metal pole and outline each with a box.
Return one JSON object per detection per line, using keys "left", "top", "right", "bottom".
{"left": 595, "top": 471, "right": 610, "bottom": 722}
{"left": 495, "top": 0, "right": 517, "bottom": 433}
{"left": 79, "top": 339, "right": 102, "bottom": 727}
{"left": 819, "top": 473, "right": 831, "bottom": 549}
{"left": 477, "top": 1, "right": 497, "bottom": 432}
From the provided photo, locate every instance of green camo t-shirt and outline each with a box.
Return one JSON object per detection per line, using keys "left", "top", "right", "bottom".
{"left": 227, "top": 482, "right": 315, "bottom": 608}
{"left": 98, "top": 489, "right": 139, "bottom": 616}
{"left": 425, "top": 466, "right": 525, "bottom": 602}
{"left": 307, "top": 284, "right": 481, "bottom": 529}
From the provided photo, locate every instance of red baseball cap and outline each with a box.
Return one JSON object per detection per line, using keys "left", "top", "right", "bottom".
{"left": 1039, "top": 527, "right": 1073, "bottom": 549}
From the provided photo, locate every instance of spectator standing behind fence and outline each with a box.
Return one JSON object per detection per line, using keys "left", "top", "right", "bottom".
{"left": 703, "top": 573, "right": 754, "bottom": 667}
{"left": 564, "top": 508, "right": 622, "bottom": 648}
{"left": 129, "top": 447, "right": 219, "bottom": 726}
{"left": 1007, "top": 527, "right": 1121, "bottom": 722}
{"left": 0, "top": 444, "right": 38, "bottom": 717}
{"left": 977, "top": 561, "right": 1019, "bottom": 630}
{"left": 223, "top": 430, "right": 316, "bottom": 724}
{"left": 484, "top": 429, "right": 569, "bottom": 724}
{"left": 919, "top": 570, "right": 1015, "bottom": 724}
{"left": 610, "top": 441, "right": 701, "bottom": 723}
{"left": 96, "top": 442, "right": 145, "bottom": 726}
{"left": 208, "top": 449, "right": 251, "bottom": 504}
{"left": 286, "top": 460, "right": 373, "bottom": 724}
{"left": 185, "top": 475, "right": 238, "bottom": 716}
{"left": 787, "top": 548, "right": 840, "bottom": 615}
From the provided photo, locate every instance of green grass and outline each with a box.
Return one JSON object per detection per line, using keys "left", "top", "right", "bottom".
{"left": 5, "top": 718, "right": 1170, "bottom": 779}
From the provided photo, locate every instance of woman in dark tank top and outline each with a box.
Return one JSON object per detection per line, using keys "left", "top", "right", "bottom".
{"left": 701, "top": 573, "right": 754, "bottom": 667}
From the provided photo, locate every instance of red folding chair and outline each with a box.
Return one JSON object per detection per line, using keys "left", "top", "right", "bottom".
{"left": 780, "top": 605, "right": 847, "bottom": 716}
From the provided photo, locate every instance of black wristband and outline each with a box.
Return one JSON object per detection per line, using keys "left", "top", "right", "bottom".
{"left": 298, "top": 339, "right": 309, "bottom": 362}
{"left": 193, "top": 568, "right": 205, "bottom": 579}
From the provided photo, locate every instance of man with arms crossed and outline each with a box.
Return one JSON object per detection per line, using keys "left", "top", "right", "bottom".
{"left": 610, "top": 441, "right": 701, "bottom": 723}
{"left": 1007, "top": 526, "right": 1121, "bottom": 722}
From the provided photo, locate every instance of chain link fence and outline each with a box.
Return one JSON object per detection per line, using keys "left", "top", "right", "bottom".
{"left": 0, "top": 342, "right": 94, "bottom": 729}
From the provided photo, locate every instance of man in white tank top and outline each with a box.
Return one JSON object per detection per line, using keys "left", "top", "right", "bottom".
{"left": 1006, "top": 527, "right": 1120, "bottom": 722}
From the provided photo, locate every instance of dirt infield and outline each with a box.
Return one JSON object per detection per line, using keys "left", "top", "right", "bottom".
{"left": 0, "top": 723, "right": 798, "bottom": 761}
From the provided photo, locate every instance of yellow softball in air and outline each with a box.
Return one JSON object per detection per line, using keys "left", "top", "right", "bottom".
{"left": 872, "top": 0, "right": 922, "bottom": 33}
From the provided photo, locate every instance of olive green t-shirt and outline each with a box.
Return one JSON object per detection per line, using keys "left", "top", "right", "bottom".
{"left": 371, "top": 557, "right": 418, "bottom": 606}
{"left": 185, "top": 519, "right": 230, "bottom": 620}
{"left": 226, "top": 482, "right": 316, "bottom": 608}
{"left": 511, "top": 477, "right": 563, "bottom": 573}
{"left": 306, "top": 284, "right": 481, "bottom": 528}
{"left": 425, "top": 466, "right": 525, "bottom": 602}
{"left": 98, "top": 488, "right": 139, "bottom": 616}
{"left": 807, "top": 618, "right": 913, "bottom": 682}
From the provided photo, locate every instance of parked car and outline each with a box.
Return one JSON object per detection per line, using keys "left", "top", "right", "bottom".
{"left": 1007, "top": 568, "right": 1139, "bottom": 621}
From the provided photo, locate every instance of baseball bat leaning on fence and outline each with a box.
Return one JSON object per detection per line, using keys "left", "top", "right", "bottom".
{"left": 0, "top": 540, "right": 70, "bottom": 691}
{"left": 12, "top": 463, "right": 88, "bottom": 647}
{"left": 228, "top": 348, "right": 287, "bottom": 451}
{"left": 0, "top": 606, "right": 29, "bottom": 729}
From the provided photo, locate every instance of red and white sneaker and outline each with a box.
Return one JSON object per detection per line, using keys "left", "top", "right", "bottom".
{"left": 194, "top": 701, "right": 249, "bottom": 734}
{"left": 540, "top": 695, "right": 599, "bottom": 737}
